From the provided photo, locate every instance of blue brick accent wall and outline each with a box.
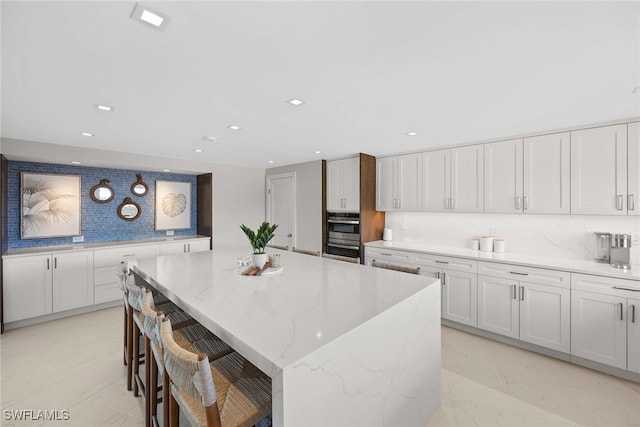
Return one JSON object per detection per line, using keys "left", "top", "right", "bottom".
{"left": 7, "top": 161, "right": 198, "bottom": 249}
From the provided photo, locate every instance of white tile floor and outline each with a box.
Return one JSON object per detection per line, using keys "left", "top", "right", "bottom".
{"left": 1, "top": 307, "right": 639, "bottom": 426}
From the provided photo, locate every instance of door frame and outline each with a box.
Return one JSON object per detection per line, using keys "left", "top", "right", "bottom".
{"left": 265, "top": 172, "right": 297, "bottom": 249}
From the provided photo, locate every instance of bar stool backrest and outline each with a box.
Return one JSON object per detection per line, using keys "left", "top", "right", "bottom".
{"left": 125, "top": 274, "right": 144, "bottom": 311}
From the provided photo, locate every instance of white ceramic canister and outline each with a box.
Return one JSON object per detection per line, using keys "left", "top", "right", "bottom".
{"left": 480, "top": 236, "right": 494, "bottom": 252}
{"left": 493, "top": 238, "right": 505, "bottom": 253}
{"left": 471, "top": 238, "right": 480, "bottom": 250}
{"left": 383, "top": 228, "right": 393, "bottom": 241}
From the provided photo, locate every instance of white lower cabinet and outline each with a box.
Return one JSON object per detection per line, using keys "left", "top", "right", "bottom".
{"left": 478, "top": 274, "right": 570, "bottom": 352}
{"left": 571, "top": 273, "right": 640, "bottom": 372}
{"left": 3, "top": 250, "right": 94, "bottom": 323}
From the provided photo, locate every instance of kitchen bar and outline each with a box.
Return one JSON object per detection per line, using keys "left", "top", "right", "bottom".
{"left": 130, "top": 248, "right": 442, "bottom": 426}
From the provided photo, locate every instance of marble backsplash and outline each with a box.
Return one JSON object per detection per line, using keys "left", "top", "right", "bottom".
{"left": 385, "top": 212, "right": 640, "bottom": 264}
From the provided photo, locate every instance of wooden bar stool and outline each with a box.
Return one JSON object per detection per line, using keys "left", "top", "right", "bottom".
{"left": 160, "top": 318, "right": 272, "bottom": 427}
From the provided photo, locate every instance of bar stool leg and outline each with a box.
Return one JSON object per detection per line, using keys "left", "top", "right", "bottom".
{"left": 145, "top": 337, "right": 152, "bottom": 427}
{"left": 133, "top": 320, "right": 141, "bottom": 397}
{"left": 126, "top": 305, "right": 134, "bottom": 391}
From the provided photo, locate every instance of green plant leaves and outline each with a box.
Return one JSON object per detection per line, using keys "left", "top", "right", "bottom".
{"left": 240, "top": 221, "right": 279, "bottom": 253}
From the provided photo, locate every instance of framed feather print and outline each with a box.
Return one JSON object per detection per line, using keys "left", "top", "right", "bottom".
{"left": 21, "top": 172, "right": 81, "bottom": 239}
{"left": 155, "top": 180, "right": 191, "bottom": 231}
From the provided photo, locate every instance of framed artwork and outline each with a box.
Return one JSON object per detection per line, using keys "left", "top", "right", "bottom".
{"left": 21, "top": 172, "right": 81, "bottom": 239}
{"left": 155, "top": 180, "right": 191, "bottom": 230}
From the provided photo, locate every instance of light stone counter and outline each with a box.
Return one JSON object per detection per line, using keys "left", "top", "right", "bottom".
{"left": 131, "top": 247, "right": 442, "bottom": 427}
{"left": 365, "top": 240, "right": 640, "bottom": 282}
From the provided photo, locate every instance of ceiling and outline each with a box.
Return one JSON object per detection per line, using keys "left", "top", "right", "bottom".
{"left": 2, "top": 1, "right": 639, "bottom": 169}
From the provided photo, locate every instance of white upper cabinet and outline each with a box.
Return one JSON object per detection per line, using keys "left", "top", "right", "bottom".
{"left": 451, "top": 145, "right": 484, "bottom": 213}
{"left": 327, "top": 157, "right": 360, "bottom": 212}
{"left": 423, "top": 145, "right": 483, "bottom": 213}
{"left": 628, "top": 122, "right": 639, "bottom": 216}
{"left": 571, "top": 124, "right": 628, "bottom": 215}
{"left": 484, "top": 139, "right": 523, "bottom": 213}
{"left": 376, "top": 154, "right": 422, "bottom": 211}
{"left": 523, "top": 132, "right": 571, "bottom": 214}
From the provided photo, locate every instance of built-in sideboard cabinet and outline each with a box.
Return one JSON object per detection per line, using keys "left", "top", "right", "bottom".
{"left": 376, "top": 121, "right": 640, "bottom": 215}
{"left": 364, "top": 243, "right": 640, "bottom": 382}
{"left": 2, "top": 236, "right": 210, "bottom": 326}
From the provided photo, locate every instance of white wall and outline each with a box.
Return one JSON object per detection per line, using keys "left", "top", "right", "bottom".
{"left": 267, "top": 160, "right": 322, "bottom": 254}
{"left": 385, "top": 212, "right": 640, "bottom": 265}
{"left": 0, "top": 138, "right": 266, "bottom": 248}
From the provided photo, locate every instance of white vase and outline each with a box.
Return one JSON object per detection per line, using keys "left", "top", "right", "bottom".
{"left": 252, "top": 253, "right": 268, "bottom": 269}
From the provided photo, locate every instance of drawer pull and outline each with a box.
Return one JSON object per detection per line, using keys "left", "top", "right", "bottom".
{"left": 613, "top": 286, "right": 640, "bottom": 292}
{"left": 435, "top": 260, "right": 449, "bottom": 264}
{"left": 381, "top": 252, "right": 392, "bottom": 256}
{"left": 122, "top": 254, "right": 136, "bottom": 257}
{"left": 509, "top": 271, "right": 528, "bottom": 276}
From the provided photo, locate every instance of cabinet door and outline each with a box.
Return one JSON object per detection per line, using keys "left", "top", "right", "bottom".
{"left": 52, "top": 251, "right": 94, "bottom": 312}
{"left": 571, "top": 124, "right": 628, "bottom": 214}
{"left": 397, "top": 153, "right": 422, "bottom": 211}
{"left": 571, "top": 290, "right": 626, "bottom": 369}
{"left": 477, "top": 275, "right": 519, "bottom": 338}
{"left": 3, "top": 255, "right": 53, "bottom": 322}
{"left": 422, "top": 149, "right": 450, "bottom": 212}
{"left": 376, "top": 157, "right": 396, "bottom": 211}
{"left": 520, "top": 282, "right": 570, "bottom": 353}
{"left": 326, "top": 160, "right": 344, "bottom": 211}
{"left": 451, "top": 145, "right": 484, "bottom": 212}
{"left": 159, "top": 241, "right": 187, "bottom": 255}
{"left": 187, "top": 239, "right": 211, "bottom": 253}
{"left": 628, "top": 122, "right": 639, "bottom": 216}
{"left": 441, "top": 269, "right": 477, "bottom": 327}
{"left": 342, "top": 157, "right": 360, "bottom": 212}
{"left": 523, "top": 132, "right": 570, "bottom": 214}
{"left": 628, "top": 297, "right": 640, "bottom": 374}
{"left": 484, "top": 139, "right": 523, "bottom": 213}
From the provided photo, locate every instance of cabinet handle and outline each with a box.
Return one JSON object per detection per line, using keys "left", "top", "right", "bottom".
{"left": 629, "top": 194, "right": 635, "bottom": 211}
{"left": 511, "top": 284, "right": 517, "bottom": 299}
{"left": 47, "top": 258, "right": 50, "bottom": 270}
{"left": 516, "top": 196, "right": 522, "bottom": 210}
{"left": 519, "top": 286, "right": 524, "bottom": 301}
{"left": 613, "top": 286, "right": 640, "bottom": 292}
{"left": 450, "top": 198, "right": 455, "bottom": 210}
{"left": 188, "top": 243, "right": 191, "bottom": 252}
{"left": 442, "top": 272, "right": 446, "bottom": 285}
{"left": 397, "top": 199, "right": 401, "bottom": 209}
{"left": 523, "top": 196, "right": 529, "bottom": 210}
{"left": 435, "top": 260, "right": 449, "bottom": 264}
{"left": 617, "top": 195, "right": 624, "bottom": 210}
{"left": 435, "top": 272, "right": 441, "bottom": 279}
{"left": 632, "top": 305, "right": 636, "bottom": 323}
{"left": 122, "top": 254, "right": 136, "bottom": 257}
{"left": 54, "top": 257, "right": 57, "bottom": 269}
{"left": 509, "top": 271, "right": 528, "bottom": 276}
{"left": 444, "top": 198, "right": 450, "bottom": 209}
{"left": 619, "top": 303, "right": 624, "bottom": 321}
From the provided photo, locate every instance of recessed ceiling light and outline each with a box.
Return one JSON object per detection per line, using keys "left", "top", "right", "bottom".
{"left": 228, "top": 125, "right": 241, "bottom": 130}
{"left": 131, "top": 3, "right": 170, "bottom": 31}
{"left": 205, "top": 136, "right": 217, "bottom": 142}
{"left": 406, "top": 131, "right": 418, "bottom": 136}
{"left": 268, "top": 160, "right": 275, "bottom": 164}
{"left": 70, "top": 161, "right": 82, "bottom": 165}
{"left": 163, "top": 169, "right": 171, "bottom": 172}
{"left": 81, "top": 132, "right": 93, "bottom": 137}
{"left": 313, "top": 150, "right": 322, "bottom": 154}
{"left": 288, "top": 98, "right": 305, "bottom": 106}
{"left": 95, "top": 104, "right": 114, "bottom": 112}
{"left": 194, "top": 149, "right": 203, "bottom": 153}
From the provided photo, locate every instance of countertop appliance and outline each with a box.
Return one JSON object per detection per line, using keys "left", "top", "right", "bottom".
{"left": 327, "top": 212, "right": 360, "bottom": 259}
{"left": 594, "top": 232, "right": 632, "bottom": 269}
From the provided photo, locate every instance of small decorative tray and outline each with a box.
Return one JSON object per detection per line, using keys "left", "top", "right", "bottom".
{"left": 234, "top": 261, "right": 284, "bottom": 276}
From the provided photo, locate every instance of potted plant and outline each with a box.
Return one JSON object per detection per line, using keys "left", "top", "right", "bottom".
{"left": 240, "top": 221, "right": 279, "bottom": 269}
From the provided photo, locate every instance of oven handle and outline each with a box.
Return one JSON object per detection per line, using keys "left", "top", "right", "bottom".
{"left": 328, "top": 219, "right": 360, "bottom": 225}
{"left": 327, "top": 242, "right": 360, "bottom": 250}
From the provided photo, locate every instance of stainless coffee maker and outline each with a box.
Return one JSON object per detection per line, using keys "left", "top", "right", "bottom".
{"left": 594, "top": 232, "right": 632, "bottom": 269}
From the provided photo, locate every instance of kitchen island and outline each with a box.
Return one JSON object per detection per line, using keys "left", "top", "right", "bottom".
{"left": 131, "top": 248, "right": 441, "bottom": 426}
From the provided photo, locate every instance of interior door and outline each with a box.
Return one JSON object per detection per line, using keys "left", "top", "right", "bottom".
{"left": 266, "top": 172, "right": 296, "bottom": 249}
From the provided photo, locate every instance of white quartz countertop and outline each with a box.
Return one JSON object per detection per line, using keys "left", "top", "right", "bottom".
{"left": 2, "top": 235, "right": 210, "bottom": 258}
{"left": 130, "top": 247, "right": 439, "bottom": 377}
{"left": 365, "top": 240, "right": 640, "bottom": 282}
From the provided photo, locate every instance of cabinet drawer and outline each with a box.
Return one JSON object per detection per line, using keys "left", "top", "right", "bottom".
{"left": 364, "top": 247, "right": 412, "bottom": 264}
{"left": 94, "top": 283, "right": 123, "bottom": 305}
{"left": 94, "top": 244, "right": 158, "bottom": 268}
{"left": 571, "top": 273, "right": 640, "bottom": 297}
{"left": 94, "top": 265, "right": 119, "bottom": 286}
{"left": 412, "top": 253, "right": 477, "bottom": 274}
{"left": 478, "top": 262, "right": 569, "bottom": 288}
